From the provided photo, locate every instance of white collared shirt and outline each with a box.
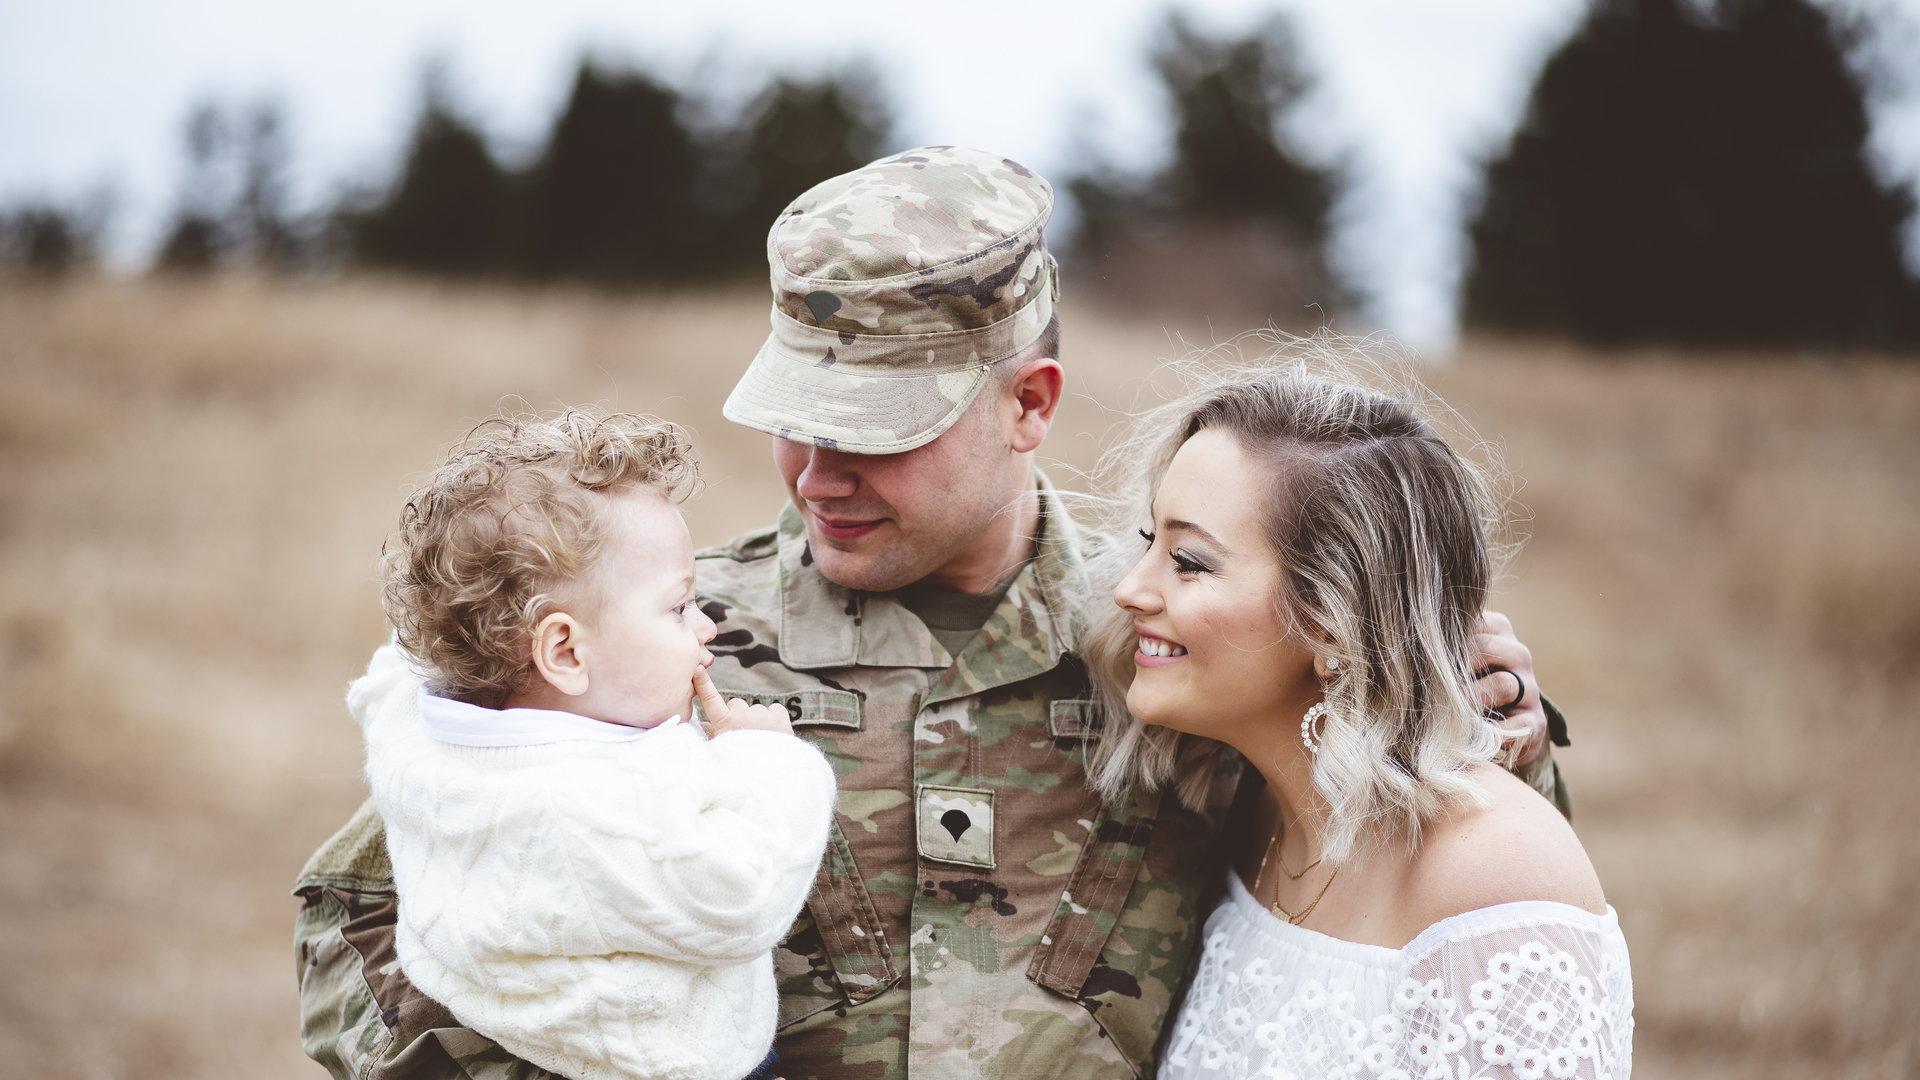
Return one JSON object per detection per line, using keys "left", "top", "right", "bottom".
{"left": 416, "top": 687, "right": 682, "bottom": 747}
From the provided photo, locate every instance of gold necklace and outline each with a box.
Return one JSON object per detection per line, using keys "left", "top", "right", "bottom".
{"left": 1271, "top": 865, "right": 1339, "bottom": 926}
{"left": 1255, "top": 832, "right": 1339, "bottom": 926}
{"left": 1257, "top": 832, "right": 1323, "bottom": 881}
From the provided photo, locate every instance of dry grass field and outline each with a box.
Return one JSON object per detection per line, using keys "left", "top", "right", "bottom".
{"left": 0, "top": 276, "right": 1914, "bottom": 1079}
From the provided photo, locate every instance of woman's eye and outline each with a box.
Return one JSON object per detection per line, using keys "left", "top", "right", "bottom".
{"left": 1171, "top": 551, "right": 1212, "bottom": 574}
{"left": 1139, "top": 528, "right": 1156, "bottom": 547}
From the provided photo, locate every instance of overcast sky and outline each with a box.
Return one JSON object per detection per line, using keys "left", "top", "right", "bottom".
{"left": 4, "top": 0, "right": 1918, "bottom": 346}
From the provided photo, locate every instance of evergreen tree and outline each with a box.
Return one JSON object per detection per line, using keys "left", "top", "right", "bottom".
{"left": 704, "top": 74, "right": 890, "bottom": 274}
{"left": 1069, "top": 13, "right": 1343, "bottom": 320}
{"left": 351, "top": 75, "right": 512, "bottom": 277}
{"left": 236, "top": 101, "right": 298, "bottom": 267}
{"left": 156, "top": 102, "right": 231, "bottom": 270}
{"left": 1464, "top": 0, "right": 1920, "bottom": 346}
{"left": 0, "top": 202, "right": 97, "bottom": 274}
{"left": 156, "top": 99, "right": 301, "bottom": 271}
{"left": 1157, "top": 15, "right": 1332, "bottom": 237}
{"left": 522, "top": 64, "right": 702, "bottom": 282}
{"left": 339, "top": 60, "right": 892, "bottom": 283}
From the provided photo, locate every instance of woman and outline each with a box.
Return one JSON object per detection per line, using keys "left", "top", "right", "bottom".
{"left": 1082, "top": 350, "right": 1632, "bottom": 1080}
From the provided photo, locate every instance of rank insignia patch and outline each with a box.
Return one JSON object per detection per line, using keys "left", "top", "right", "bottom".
{"left": 915, "top": 785, "right": 994, "bottom": 868}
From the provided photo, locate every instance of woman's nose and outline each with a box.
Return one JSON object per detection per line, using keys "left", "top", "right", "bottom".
{"left": 1113, "top": 554, "right": 1160, "bottom": 615}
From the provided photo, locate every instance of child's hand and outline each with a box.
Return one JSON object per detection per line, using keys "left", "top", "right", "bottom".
{"left": 693, "top": 668, "right": 795, "bottom": 737}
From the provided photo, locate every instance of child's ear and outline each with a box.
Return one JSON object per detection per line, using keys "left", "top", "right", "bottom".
{"left": 529, "top": 612, "right": 591, "bottom": 697}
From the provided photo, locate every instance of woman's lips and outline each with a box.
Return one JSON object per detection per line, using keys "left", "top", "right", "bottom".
{"left": 812, "top": 513, "right": 885, "bottom": 542}
{"left": 1134, "top": 628, "right": 1189, "bottom": 667}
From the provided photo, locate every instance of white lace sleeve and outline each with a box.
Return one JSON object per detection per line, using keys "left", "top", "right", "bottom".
{"left": 1393, "top": 904, "right": 1634, "bottom": 1080}
{"left": 1154, "top": 881, "right": 1633, "bottom": 1080}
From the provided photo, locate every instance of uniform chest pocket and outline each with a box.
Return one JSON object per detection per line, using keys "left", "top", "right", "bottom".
{"left": 700, "top": 686, "right": 863, "bottom": 729}
{"left": 1049, "top": 699, "right": 1101, "bottom": 742}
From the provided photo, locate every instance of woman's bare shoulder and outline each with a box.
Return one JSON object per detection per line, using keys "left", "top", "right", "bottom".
{"left": 1402, "top": 763, "right": 1606, "bottom": 925}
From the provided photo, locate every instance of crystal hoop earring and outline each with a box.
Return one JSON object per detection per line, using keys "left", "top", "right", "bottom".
{"left": 1300, "top": 702, "right": 1328, "bottom": 756}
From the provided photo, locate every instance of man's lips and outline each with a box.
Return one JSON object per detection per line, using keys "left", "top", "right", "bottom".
{"left": 810, "top": 511, "right": 887, "bottom": 542}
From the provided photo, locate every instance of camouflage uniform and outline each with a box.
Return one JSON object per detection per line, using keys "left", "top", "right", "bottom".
{"left": 292, "top": 146, "right": 1568, "bottom": 1080}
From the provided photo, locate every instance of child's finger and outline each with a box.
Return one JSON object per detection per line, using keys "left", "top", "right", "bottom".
{"left": 692, "top": 667, "right": 730, "bottom": 721}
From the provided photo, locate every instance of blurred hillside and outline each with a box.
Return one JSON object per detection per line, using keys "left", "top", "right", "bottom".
{"left": 0, "top": 275, "right": 1915, "bottom": 1078}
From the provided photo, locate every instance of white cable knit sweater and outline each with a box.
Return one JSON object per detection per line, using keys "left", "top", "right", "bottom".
{"left": 351, "top": 644, "right": 837, "bottom": 1080}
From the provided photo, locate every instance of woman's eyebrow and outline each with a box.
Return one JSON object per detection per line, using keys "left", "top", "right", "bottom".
{"left": 1164, "top": 518, "right": 1229, "bottom": 551}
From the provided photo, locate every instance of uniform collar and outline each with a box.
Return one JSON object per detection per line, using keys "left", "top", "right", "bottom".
{"left": 777, "top": 471, "right": 1092, "bottom": 686}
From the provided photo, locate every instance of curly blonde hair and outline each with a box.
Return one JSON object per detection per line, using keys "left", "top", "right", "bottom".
{"left": 1079, "top": 333, "right": 1511, "bottom": 863}
{"left": 381, "top": 408, "right": 700, "bottom": 707}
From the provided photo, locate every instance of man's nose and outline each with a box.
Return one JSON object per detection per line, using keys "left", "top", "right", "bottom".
{"left": 794, "top": 447, "right": 861, "bottom": 502}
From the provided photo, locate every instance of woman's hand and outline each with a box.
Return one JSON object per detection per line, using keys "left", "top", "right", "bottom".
{"left": 693, "top": 668, "right": 795, "bottom": 737}
{"left": 1471, "top": 611, "right": 1548, "bottom": 768}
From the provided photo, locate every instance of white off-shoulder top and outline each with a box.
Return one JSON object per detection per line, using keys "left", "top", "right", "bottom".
{"left": 1159, "top": 871, "right": 1634, "bottom": 1080}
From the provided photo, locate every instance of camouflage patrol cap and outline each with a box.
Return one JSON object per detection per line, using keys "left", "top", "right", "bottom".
{"left": 722, "top": 145, "right": 1058, "bottom": 454}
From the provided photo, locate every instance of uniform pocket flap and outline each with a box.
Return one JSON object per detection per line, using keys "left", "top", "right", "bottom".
{"left": 1048, "top": 699, "right": 1100, "bottom": 741}
{"left": 705, "top": 686, "right": 863, "bottom": 729}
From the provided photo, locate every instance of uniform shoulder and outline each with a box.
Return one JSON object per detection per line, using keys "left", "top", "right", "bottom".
{"left": 294, "top": 798, "right": 393, "bottom": 891}
{"left": 694, "top": 523, "right": 782, "bottom": 640}
{"left": 1404, "top": 763, "right": 1605, "bottom": 925}
{"left": 696, "top": 523, "right": 781, "bottom": 564}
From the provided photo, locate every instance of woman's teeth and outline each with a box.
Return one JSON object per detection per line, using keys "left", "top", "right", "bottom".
{"left": 1139, "top": 637, "right": 1187, "bottom": 658}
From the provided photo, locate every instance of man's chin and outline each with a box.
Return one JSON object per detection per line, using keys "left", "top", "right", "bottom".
{"left": 805, "top": 527, "right": 925, "bottom": 592}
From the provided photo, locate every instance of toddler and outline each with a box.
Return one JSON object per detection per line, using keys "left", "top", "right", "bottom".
{"left": 349, "top": 409, "right": 834, "bottom": 1080}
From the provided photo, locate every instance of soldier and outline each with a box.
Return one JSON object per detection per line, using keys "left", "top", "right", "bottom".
{"left": 293, "top": 146, "right": 1566, "bottom": 1080}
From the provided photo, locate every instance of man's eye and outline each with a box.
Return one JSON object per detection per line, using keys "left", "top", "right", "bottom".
{"left": 1171, "top": 551, "right": 1212, "bottom": 574}
{"left": 1139, "top": 528, "right": 1156, "bottom": 547}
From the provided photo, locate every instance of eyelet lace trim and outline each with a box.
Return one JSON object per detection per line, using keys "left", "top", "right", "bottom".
{"left": 1160, "top": 886, "right": 1633, "bottom": 1080}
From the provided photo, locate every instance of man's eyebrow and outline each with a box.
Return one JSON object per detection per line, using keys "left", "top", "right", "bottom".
{"left": 1164, "top": 518, "right": 1229, "bottom": 550}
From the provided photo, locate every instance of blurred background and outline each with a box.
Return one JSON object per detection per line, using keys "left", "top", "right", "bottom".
{"left": 1, "top": 0, "right": 1917, "bottom": 1077}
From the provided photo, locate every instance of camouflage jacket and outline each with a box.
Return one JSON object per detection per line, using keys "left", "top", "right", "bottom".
{"left": 293, "top": 482, "right": 1569, "bottom": 1080}
{"left": 294, "top": 481, "right": 1238, "bottom": 1080}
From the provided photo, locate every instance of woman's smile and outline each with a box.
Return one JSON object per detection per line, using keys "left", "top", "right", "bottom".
{"left": 1135, "top": 626, "right": 1189, "bottom": 664}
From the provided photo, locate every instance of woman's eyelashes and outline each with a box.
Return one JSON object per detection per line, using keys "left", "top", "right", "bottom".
{"left": 1140, "top": 527, "right": 1214, "bottom": 574}
{"left": 1170, "top": 550, "right": 1213, "bottom": 575}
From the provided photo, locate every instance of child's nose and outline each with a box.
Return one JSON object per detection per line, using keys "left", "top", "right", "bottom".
{"left": 695, "top": 605, "right": 717, "bottom": 644}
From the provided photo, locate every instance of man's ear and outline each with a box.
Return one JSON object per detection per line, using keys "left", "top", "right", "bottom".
{"left": 1005, "top": 357, "right": 1064, "bottom": 454}
{"left": 529, "top": 612, "right": 591, "bottom": 697}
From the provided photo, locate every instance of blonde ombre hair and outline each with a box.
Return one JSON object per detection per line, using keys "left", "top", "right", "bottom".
{"left": 1080, "top": 334, "right": 1510, "bottom": 863}
{"left": 382, "top": 408, "right": 699, "bottom": 708}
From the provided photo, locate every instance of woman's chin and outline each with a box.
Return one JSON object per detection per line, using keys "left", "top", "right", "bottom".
{"left": 1124, "top": 688, "right": 1180, "bottom": 732}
